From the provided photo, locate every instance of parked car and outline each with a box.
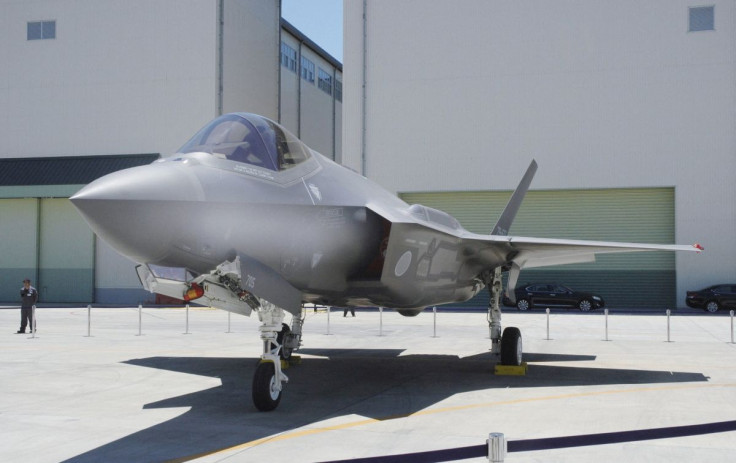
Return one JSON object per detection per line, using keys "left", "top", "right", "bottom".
{"left": 685, "top": 284, "right": 736, "bottom": 313}
{"left": 502, "top": 283, "right": 605, "bottom": 311}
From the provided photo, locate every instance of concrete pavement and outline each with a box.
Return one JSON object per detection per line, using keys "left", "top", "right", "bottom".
{"left": 1, "top": 306, "right": 735, "bottom": 462}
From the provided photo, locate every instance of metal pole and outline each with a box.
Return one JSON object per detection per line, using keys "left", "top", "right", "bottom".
{"left": 731, "top": 310, "right": 734, "bottom": 344}
{"left": 604, "top": 308, "right": 609, "bottom": 341}
{"left": 226, "top": 310, "right": 231, "bottom": 333}
{"left": 137, "top": 304, "right": 142, "bottom": 336}
{"left": 487, "top": 433, "right": 506, "bottom": 462}
{"left": 326, "top": 306, "right": 331, "bottom": 335}
{"left": 666, "top": 309, "right": 671, "bottom": 342}
{"left": 545, "top": 308, "right": 550, "bottom": 340}
{"left": 184, "top": 304, "right": 190, "bottom": 334}
{"left": 379, "top": 306, "right": 384, "bottom": 336}
{"left": 86, "top": 305, "right": 92, "bottom": 337}
{"left": 432, "top": 306, "right": 438, "bottom": 338}
{"left": 31, "top": 305, "right": 37, "bottom": 339}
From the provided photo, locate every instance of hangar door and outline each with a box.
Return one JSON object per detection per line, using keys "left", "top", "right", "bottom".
{"left": 399, "top": 188, "right": 676, "bottom": 309}
{"left": 0, "top": 198, "right": 94, "bottom": 303}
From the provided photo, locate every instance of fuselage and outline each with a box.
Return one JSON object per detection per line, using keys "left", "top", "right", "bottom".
{"left": 71, "top": 113, "right": 490, "bottom": 309}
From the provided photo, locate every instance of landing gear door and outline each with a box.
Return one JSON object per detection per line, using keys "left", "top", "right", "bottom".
{"left": 236, "top": 253, "right": 303, "bottom": 316}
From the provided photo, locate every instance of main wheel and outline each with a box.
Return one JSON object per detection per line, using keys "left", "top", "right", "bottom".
{"left": 578, "top": 299, "right": 593, "bottom": 312}
{"left": 705, "top": 300, "right": 720, "bottom": 313}
{"left": 500, "top": 327, "right": 523, "bottom": 366}
{"left": 252, "top": 361, "right": 281, "bottom": 412}
{"left": 516, "top": 298, "right": 531, "bottom": 311}
{"left": 277, "top": 323, "right": 293, "bottom": 360}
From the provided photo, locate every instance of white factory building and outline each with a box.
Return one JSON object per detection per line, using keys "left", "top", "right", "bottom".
{"left": 342, "top": 1, "right": 735, "bottom": 308}
{"left": 2, "top": 1, "right": 733, "bottom": 309}
{"left": 0, "top": 0, "right": 342, "bottom": 304}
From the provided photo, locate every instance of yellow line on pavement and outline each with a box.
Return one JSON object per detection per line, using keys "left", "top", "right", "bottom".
{"left": 167, "top": 382, "right": 736, "bottom": 462}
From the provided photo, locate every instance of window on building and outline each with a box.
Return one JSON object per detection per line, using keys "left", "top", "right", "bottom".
{"left": 301, "top": 56, "right": 315, "bottom": 83}
{"left": 335, "top": 79, "right": 342, "bottom": 102}
{"left": 689, "top": 6, "right": 714, "bottom": 32}
{"left": 280, "top": 43, "right": 297, "bottom": 73}
{"left": 318, "top": 68, "right": 332, "bottom": 95}
{"left": 27, "top": 20, "right": 56, "bottom": 40}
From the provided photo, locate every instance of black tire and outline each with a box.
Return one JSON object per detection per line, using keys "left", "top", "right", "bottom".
{"left": 276, "top": 323, "right": 292, "bottom": 360}
{"left": 500, "top": 327, "right": 523, "bottom": 366}
{"left": 516, "top": 298, "right": 531, "bottom": 311}
{"left": 578, "top": 299, "right": 593, "bottom": 312}
{"left": 252, "top": 361, "right": 281, "bottom": 412}
{"left": 705, "top": 300, "right": 720, "bottom": 313}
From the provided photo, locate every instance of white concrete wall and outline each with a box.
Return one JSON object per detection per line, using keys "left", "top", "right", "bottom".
{"left": 344, "top": 0, "right": 736, "bottom": 303}
{"left": 222, "top": 0, "right": 279, "bottom": 119}
{"left": 0, "top": 0, "right": 217, "bottom": 159}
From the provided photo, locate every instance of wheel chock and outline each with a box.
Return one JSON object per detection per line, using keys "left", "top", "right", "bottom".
{"left": 494, "top": 362, "right": 528, "bottom": 376}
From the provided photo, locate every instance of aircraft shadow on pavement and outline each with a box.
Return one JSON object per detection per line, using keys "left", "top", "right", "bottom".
{"left": 62, "top": 350, "right": 708, "bottom": 463}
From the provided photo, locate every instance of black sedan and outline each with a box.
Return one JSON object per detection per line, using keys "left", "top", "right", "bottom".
{"left": 503, "top": 283, "right": 605, "bottom": 312}
{"left": 686, "top": 284, "right": 736, "bottom": 313}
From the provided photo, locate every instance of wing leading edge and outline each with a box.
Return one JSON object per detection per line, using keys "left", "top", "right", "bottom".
{"left": 464, "top": 228, "right": 703, "bottom": 303}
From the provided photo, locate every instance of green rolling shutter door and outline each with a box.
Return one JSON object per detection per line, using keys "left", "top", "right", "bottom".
{"left": 0, "top": 198, "right": 94, "bottom": 303}
{"left": 399, "top": 188, "right": 676, "bottom": 309}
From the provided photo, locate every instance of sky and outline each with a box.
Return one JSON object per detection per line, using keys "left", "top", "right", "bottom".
{"left": 281, "top": 0, "right": 343, "bottom": 62}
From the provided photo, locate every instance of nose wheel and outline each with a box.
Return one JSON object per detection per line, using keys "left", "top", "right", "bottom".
{"left": 252, "top": 361, "right": 282, "bottom": 411}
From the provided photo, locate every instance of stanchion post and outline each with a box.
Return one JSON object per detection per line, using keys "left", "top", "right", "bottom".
{"left": 31, "top": 304, "right": 37, "bottom": 339}
{"left": 545, "top": 308, "right": 550, "bottom": 340}
{"left": 432, "top": 306, "right": 438, "bottom": 338}
{"left": 604, "top": 308, "right": 609, "bottom": 341}
{"left": 731, "top": 310, "right": 734, "bottom": 344}
{"left": 326, "top": 305, "right": 331, "bottom": 335}
{"left": 86, "top": 305, "right": 92, "bottom": 337}
{"left": 226, "top": 310, "right": 232, "bottom": 333}
{"left": 666, "top": 309, "right": 672, "bottom": 342}
{"left": 379, "top": 306, "right": 384, "bottom": 336}
{"left": 184, "top": 304, "right": 190, "bottom": 334}
{"left": 487, "top": 432, "right": 506, "bottom": 462}
{"left": 136, "top": 304, "right": 143, "bottom": 336}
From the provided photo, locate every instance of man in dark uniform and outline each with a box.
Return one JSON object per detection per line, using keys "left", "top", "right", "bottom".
{"left": 17, "top": 279, "right": 38, "bottom": 334}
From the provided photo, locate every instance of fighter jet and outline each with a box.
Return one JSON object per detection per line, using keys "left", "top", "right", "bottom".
{"left": 70, "top": 112, "right": 702, "bottom": 411}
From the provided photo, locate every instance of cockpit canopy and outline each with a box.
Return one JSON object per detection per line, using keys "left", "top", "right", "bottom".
{"left": 177, "top": 113, "right": 311, "bottom": 171}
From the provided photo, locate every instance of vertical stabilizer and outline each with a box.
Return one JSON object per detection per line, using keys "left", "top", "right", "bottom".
{"left": 491, "top": 160, "right": 538, "bottom": 236}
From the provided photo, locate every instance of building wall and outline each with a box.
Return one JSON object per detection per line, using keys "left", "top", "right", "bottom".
{"left": 222, "top": 0, "right": 280, "bottom": 119}
{"left": 280, "top": 27, "right": 343, "bottom": 160}
{"left": 0, "top": 0, "right": 218, "bottom": 159}
{"left": 344, "top": 0, "right": 736, "bottom": 306}
{"left": 0, "top": 0, "right": 343, "bottom": 304}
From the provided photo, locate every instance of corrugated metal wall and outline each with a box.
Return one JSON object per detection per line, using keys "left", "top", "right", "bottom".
{"left": 0, "top": 199, "right": 38, "bottom": 302}
{"left": 400, "top": 188, "right": 676, "bottom": 309}
{"left": 0, "top": 198, "right": 93, "bottom": 303}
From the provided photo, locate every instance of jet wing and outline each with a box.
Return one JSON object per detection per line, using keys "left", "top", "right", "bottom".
{"left": 464, "top": 233, "right": 703, "bottom": 303}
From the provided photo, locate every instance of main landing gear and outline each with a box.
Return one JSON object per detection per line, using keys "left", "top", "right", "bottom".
{"left": 485, "top": 267, "right": 523, "bottom": 366}
{"left": 251, "top": 301, "right": 304, "bottom": 411}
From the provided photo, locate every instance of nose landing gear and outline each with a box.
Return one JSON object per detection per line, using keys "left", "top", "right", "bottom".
{"left": 251, "top": 301, "right": 304, "bottom": 412}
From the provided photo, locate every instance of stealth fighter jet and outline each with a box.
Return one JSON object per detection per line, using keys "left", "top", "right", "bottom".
{"left": 71, "top": 113, "right": 701, "bottom": 411}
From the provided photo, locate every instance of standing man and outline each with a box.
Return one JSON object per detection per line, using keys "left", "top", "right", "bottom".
{"left": 17, "top": 279, "right": 38, "bottom": 334}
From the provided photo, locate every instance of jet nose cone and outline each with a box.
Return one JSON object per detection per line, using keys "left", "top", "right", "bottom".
{"left": 71, "top": 162, "right": 204, "bottom": 263}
